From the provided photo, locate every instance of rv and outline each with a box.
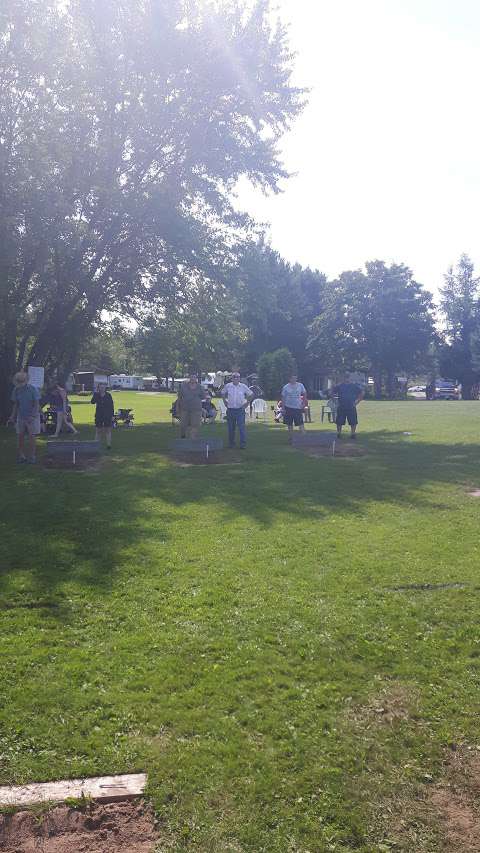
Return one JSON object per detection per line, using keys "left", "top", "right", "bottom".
{"left": 108, "top": 374, "right": 144, "bottom": 390}
{"left": 74, "top": 372, "right": 108, "bottom": 392}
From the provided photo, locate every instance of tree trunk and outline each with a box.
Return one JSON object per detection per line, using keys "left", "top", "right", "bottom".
{"left": 0, "top": 351, "right": 16, "bottom": 422}
{"left": 373, "top": 369, "right": 382, "bottom": 399}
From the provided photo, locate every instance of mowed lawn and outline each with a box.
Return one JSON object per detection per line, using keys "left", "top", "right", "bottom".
{"left": 1, "top": 394, "right": 480, "bottom": 852}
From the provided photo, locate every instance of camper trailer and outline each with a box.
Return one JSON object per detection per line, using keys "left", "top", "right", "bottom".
{"left": 142, "top": 376, "right": 160, "bottom": 391}
{"left": 74, "top": 372, "right": 108, "bottom": 392}
{"left": 108, "top": 374, "right": 144, "bottom": 390}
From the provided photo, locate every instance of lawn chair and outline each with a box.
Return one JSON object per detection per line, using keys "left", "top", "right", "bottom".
{"left": 321, "top": 397, "right": 338, "bottom": 423}
{"left": 251, "top": 398, "right": 268, "bottom": 420}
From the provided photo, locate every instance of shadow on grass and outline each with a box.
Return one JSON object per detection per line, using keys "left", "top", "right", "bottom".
{"left": 0, "top": 420, "right": 478, "bottom": 607}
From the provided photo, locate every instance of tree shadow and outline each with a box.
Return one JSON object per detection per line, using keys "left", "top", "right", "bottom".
{"left": 0, "top": 420, "right": 478, "bottom": 615}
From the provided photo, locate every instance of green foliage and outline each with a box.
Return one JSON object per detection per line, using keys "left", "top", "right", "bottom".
{"left": 308, "top": 261, "right": 435, "bottom": 397}
{"left": 0, "top": 0, "right": 304, "bottom": 416}
{"left": 257, "top": 347, "right": 296, "bottom": 397}
{"left": 77, "top": 323, "right": 137, "bottom": 375}
{"left": 439, "top": 254, "right": 480, "bottom": 398}
{"left": 235, "top": 242, "right": 326, "bottom": 375}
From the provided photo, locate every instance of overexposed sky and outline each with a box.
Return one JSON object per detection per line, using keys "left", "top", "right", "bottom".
{"left": 236, "top": 0, "right": 480, "bottom": 296}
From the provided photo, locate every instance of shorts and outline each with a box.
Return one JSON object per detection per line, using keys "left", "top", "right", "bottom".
{"left": 180, "top": 409, "right": 202, "bottom": 430}
{"left": 336, "top": 405, "right": 358, "bottom": 427}
{"left": 16, "top": 414, "right": 41, "bottom": 436}
{"left": 95, "top": 418, "right": 112, "bottom": 428}
{"left": 283, "top": 406, "right": 304, "bottom": 426}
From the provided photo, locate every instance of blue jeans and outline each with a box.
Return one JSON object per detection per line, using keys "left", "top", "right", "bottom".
{"left": 226, "top": 407, "right": 246, "bottom": 447}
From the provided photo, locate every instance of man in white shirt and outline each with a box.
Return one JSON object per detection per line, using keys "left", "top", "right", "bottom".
{"left": 281, "top": 373, "right": 306, "bottom": 440}
{"left": 222, "top": 372, "right": 253, "bottom": 449}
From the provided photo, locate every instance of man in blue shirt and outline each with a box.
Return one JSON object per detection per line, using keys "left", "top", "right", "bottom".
{"left": 331, "top": 375, "right": 364, "bottom": 439}
{"left": 8, "top": 371, "right": 41, "bottom": 463}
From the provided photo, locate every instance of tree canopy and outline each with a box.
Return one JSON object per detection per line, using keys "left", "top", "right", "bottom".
{"left": 308, "top": 261, "right": 435, "bottom": 397}
{"left": 0, "top": 0, "right": 303, "bottom": 415}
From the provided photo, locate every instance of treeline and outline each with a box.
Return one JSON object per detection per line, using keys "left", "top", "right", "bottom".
{"left": 80, "top": 249, "right": 480, "bottom": 400}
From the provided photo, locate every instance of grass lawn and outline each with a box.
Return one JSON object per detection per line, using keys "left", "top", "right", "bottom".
{"left": 1, "top": 394, "right": 480, "bottom": 851}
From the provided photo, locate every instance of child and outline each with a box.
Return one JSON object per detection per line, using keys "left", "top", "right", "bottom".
{"left": 91, "top": 383, "right": 114, "bottom": 448}
{"left": 8, "top": 371, "right": 41, "bottom": 463}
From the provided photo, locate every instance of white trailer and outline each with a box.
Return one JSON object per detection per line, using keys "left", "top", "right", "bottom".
{"left": 108, "top": 374, "right": 144, "bottom": 390}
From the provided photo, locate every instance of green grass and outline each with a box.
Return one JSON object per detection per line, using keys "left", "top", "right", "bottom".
{"left": 1, "top": 394, "right": 480, "bottom": 851}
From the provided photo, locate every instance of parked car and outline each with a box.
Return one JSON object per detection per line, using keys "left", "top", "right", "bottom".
{"left": 408, "top": 385, "right": 426, "bottom": 394}
{"left": 434, "top": 381, "right": 459, "bottom": 400}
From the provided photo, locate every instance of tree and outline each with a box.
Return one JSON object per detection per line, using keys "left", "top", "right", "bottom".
{"left": 234, "top": 242, "right": 326, "bottom": 376}
{"left": 257, "top": 347, "right": 296, "bottom": 398}
{"left": 133, "top": 268, "right": 247, "bottom": 380}
{"left": 308, "top": 261, "right": 435, "bottom": 397}
{"left": 0, "top": 0, "right": 304, "bottom": 418}
{"left": 77, "top": 323, "right": 137, "bottom": 375}
{"left": 439, "top": 254, "right": 480, "bottom": 399}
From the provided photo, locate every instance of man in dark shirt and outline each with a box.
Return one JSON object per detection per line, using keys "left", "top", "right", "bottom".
{"left": 91, "top": 383, "right": 115, "bottom": 448}
{"left": 331, "top": 376, "right": 364, "bottom": 439}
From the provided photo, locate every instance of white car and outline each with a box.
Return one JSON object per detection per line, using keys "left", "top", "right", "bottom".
{"left": 408, "top": 385, "right": 426, "bottom": 393}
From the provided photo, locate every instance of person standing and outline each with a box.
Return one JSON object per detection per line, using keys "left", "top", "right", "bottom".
{"left": 178, "top": 373, "right": 204, "bottom": 439}
{"left": 91, "top": 383, "right": 114, "bottom": 448}
{"left": 52, "top": 384, "right": 78, "bottom": 437}
{"left": 222, "top": 372, "right": 253, "bottom": 449}
{"left": 332, "top": 375, "right": 364, "bottom": 439}
{"left": 8, "top": 371, "right": 41, "bottom": 463}
{"left": 281, "top": 373, "right": 307, "bottom": 441}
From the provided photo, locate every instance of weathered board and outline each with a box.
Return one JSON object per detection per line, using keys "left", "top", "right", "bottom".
{"left": 169, "top": 438, "right": 223, "bottom": 452}
{"left": 0, "top": 773, "right": 147, "bottom": 807}
{"left": 291, "top": 431, "right": 336, "bottom": 447}
{"left": 46, "top": 440, "right": 101, "bottom": 456}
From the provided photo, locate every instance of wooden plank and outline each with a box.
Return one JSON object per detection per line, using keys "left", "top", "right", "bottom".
{"left": 169, "top": 438, "right": 223, "bottom": 452}
{"left": 291, "top": 431, "right": 336, "bottom": 447}
{"left": 47, "top": 440, "right": 101, "bottom": 456}
{"left": 0, "top": 773, "right": 147, "bottom": 807}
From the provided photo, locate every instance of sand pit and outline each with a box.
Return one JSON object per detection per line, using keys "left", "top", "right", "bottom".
{"left": 42, "top": 454, "right": 103, "bottom": 471}
{"left": 0, "top": 800, "right": 158, "bottom": 853}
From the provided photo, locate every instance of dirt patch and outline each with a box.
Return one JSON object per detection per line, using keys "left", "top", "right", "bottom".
{"left": 42, "top": 454, "right": 102, "bottom": 472}
{"left": 0, "top": 799, "right": 158, "bottom": 853}
{"left": 467, "top": 489, "right": 480, "bottom": 498}
{"left": 381, "top": 747, "right": 480, "bottom": 852}
{"left": 347, "top": 683, "right": 416, "bottom": 728}
{"left": 171, "top": 450, "right": 244, "bottom": 466}
{"left": 427, "top": 748, "right": 480, "bottom": 853}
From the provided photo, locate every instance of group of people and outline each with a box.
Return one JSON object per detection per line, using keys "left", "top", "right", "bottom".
{"left": 175, "top": 370, "right": 364, "bottom": 448}
{"left": 8, "top": 367, "right": 364, "bottom": 463}
{"left": 8, "top": 372, "right": 116, "bottom": 463}
{"left": 175, "top": 371, "right": 252, "bottom": 448}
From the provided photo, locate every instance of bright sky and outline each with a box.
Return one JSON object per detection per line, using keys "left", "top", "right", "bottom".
{"left": 236, "top": 0, "right": 480, "bottom": 297}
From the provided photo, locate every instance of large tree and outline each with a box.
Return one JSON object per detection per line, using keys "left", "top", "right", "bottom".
{"left": 0, "top": 0, "right": 303, "bottom": 417}
{"left": 234, "top": 242, "right": 326, "bottom": 376}
{"left": 439, "top": 254, "right": 480, "bottom": 399}
{"left": 308, "top": 261, "right": 435, "bottom": 397}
